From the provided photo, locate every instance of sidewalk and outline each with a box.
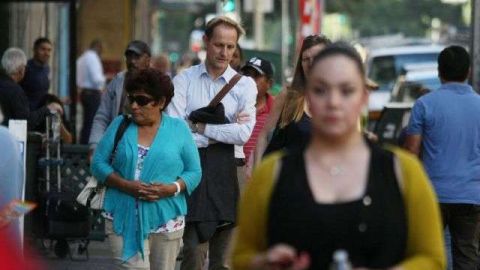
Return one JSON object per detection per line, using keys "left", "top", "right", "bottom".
{"left": 38, "top": 239, "right": 182, "bottom": 270}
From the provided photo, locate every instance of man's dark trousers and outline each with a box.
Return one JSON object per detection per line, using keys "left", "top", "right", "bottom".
{"left": 441, "top": 203, "right": 480, "bottom": 270}
{"left": 80, "top": 89, "right": 101, "bottom": 144}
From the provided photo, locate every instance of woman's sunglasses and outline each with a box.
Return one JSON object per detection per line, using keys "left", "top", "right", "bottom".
{"left": 127, "top": 94, "right": 156, "bottom": 106}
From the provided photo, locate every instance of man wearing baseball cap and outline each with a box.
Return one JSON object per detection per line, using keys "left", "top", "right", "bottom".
{"left": 240, "top": 57, "right": 275, "bottom": 181}
{"left": 88, "top": 40, "right": 151, "bottom": 153}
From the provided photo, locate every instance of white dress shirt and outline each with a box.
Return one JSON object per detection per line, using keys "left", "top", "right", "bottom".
{"left": 76, "top": 49, "right": 106, "bottom": 90}
{"left": 166, "top": 63, "right": 258, "bottom": 148}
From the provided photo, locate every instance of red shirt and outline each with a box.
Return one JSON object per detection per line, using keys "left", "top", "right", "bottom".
{"left": 243, "top": 94, "right": 274, "bottom": 162}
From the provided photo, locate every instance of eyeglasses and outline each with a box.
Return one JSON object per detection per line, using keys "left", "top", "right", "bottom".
{"left": 127, "top": 94, "right": 155, "bottom": 106}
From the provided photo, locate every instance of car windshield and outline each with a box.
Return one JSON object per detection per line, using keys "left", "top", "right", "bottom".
{"left": 369, "top": 53, "right": 439, "bottom": 92}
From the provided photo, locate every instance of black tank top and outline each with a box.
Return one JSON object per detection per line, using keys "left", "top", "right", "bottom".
{"left": 267, "top": 142, "right": 407, "bottom": 269}
{"left": 264, "top": 113, "right": 311, "bottom": 156}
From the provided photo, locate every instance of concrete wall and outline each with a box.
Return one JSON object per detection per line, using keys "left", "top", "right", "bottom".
{"left": 77, "top": 0, "right": 134, "bottom": 72}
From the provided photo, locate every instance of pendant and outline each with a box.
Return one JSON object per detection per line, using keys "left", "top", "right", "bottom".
{"left": 329, "top": 166, "right": 343, "bottom": 176}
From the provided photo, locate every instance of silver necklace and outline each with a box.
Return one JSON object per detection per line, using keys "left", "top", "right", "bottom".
{"left": 308, "top": 150, "right": 346, "bottom": 176}
{"left": 328, "top": 165, "right": 345, "bottom": 176}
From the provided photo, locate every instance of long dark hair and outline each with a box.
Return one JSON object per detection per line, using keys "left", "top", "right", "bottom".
{"left": 279, "top": 34, "right": 331, "bottom": 128}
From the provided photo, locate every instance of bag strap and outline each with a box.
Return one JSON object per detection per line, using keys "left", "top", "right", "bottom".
{"left": 110, "top": 115, "right": 132, "bottom": 163}
{"left": 208, "top": 74, "right": 242, "bottom": 107}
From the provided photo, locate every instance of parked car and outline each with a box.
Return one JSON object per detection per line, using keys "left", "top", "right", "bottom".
{"left": 366, "top": 45, "right": 443, "bottom": 117}
{"left": 390, "top": 63, "right": 440, "bottom": 103}
{"left": 373, "top": 102, "right": 412, "bottom": 145}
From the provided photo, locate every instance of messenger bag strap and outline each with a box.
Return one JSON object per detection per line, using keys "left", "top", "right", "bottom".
{"left": 208, "top": 74, "right": 242, "bottom": 107}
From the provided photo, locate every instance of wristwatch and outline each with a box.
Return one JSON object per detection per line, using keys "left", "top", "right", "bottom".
{"left": 190, "top": 122, "right": 199, "bottom": 133}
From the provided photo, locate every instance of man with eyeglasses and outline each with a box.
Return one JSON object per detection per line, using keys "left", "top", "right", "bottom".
{"left": 88, "top": 40, "right": 151, "bottom": 154}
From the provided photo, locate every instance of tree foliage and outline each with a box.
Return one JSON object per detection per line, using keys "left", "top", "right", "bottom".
{"left": 325, "top": 0, "right": 466, "bottom": 37}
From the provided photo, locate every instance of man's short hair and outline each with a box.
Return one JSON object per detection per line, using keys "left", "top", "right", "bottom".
{"left": 1, "top": 48, "right": 27, "bottom": 75}
{"left": 34, "top": 37, "right": 52, "bottom": 50}
{"left": 438, "top": 45, "right": 470, "bottom": 82}
{"left": 89, "top": 39, "right": 102, "bottom": 49}
{"left": 204, "top": 16, "right": 245, "bottom": 41}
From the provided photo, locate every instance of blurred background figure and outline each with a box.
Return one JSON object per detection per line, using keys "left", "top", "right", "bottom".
{"left": 0, "top": 122, "right": 43, "bottom": 270}
{"left": 88, "top": 40, "right": 151, "bottom": 157}
{"left": 240, "top": 56, "right": 275, "bottom": 181}
{"left": 0, "top": 48, "right": 62, "bottom": 130}
{"left": 0, "top": 121, "right": 23, "bottom": 245}
{"left": 176, "top": 53, "right": 198, "bottom": 74}
{"left": 253, "top": 34, "right": 331, "bottom": 166}
{"left": 20, "top": 37, "right": 52, "bottom": 111}
{"left": 36, "top": 94, "right": 73, "bottom": 144}
{"left": 77, "top": 39, "right": 106, "bottom": 144}
{"left": 230, "top": 44, "right": 243, "bottom": 72}
{"left": 404, "top": 46, "right": 480, "bottom": 270}
{"left": 151, "top": 53, "right": 172, "bottom": 77}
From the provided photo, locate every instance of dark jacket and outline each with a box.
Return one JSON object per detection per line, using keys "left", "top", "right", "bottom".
{"left": 0, "top": 71, "right": 50, "bottom": 130}
{"left": 19, "top": 59, "right": 50, "bottom": 111}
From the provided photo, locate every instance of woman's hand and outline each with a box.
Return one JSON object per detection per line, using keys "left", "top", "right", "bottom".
{"left": 251, "top": 244, "right": 310, "bottom": 270}
{"left": 138, "top": 183, "right": 176, "bottom": 201}
{"left": 122, "top": 180, "right": 152, "bottom": 198}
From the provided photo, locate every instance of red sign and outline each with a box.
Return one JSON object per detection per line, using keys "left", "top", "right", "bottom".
{"left": 298, "top": 0, "right": 323, "bottom": 48}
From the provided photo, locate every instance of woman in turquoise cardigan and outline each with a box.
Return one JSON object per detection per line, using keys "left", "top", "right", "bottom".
{"left": 91, "top": 69, "right": 201, "bottom": 269}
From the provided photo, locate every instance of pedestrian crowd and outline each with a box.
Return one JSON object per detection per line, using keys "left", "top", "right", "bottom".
{"left": 0, "top": 15, "right": 478, "bottom": 270}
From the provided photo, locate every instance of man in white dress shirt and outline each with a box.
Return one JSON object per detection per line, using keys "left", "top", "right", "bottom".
{"left": 166, "top": 16, "right": 257, "bottom": 270}
{"left": 77, "top": 39, "right": 106, "bottom": 144}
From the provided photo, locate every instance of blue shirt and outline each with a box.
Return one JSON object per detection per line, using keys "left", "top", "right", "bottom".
{"left": 20, "top": 59, "right": 50, "bottom": 110}
{"left": 406, "top": 82, "right": 480, "bottom": 204}
{"left": 91, "top": 114, "right": 201, "bottom": 261}
{"left": 0, "top": 126, "right": 23, "bottom": 243}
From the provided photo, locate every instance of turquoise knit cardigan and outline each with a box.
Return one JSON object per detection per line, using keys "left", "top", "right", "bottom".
{"left": 91, "top": 114, "right": 201, "bottom": 261}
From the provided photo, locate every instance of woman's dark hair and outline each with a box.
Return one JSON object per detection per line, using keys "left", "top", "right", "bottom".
{"left": 438, "top": 45, "right": 470, "bottom": 82}
{"left": 310, "top": 42, "right": 366, "bottom": 80}
{"left": 125, "top": 68, "right": 174, "bottom": 111}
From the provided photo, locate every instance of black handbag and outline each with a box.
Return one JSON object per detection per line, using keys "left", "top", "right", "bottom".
{"left": 188, "top": 74, "right": 242, "bottom": 124}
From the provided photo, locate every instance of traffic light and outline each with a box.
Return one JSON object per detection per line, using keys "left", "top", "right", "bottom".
{"left": 223, "top": 0, "right": 235, "bottom": 12}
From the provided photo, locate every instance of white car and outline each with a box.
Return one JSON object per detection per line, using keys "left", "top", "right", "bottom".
{"left": 390, "top": 63, "right": 440, "bottom": 103}
{"left": 366, "top": 45, "right": 444, "bottom": 114}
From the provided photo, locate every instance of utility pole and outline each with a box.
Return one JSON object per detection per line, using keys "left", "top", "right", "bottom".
{"left": 217, "top": 1, "right": 223, "bottom": 15}
{"left": 254, "top": 0, "right": 264, "bottom": 50}
{"left": 281, "top": 0, "right": 290, "bottom": 84}
{"left": 472, "top": 0, "right": 480, "bottom": 91}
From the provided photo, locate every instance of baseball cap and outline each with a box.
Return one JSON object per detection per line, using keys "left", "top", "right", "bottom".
{"left": 241, "top": 57, "right": 274, "bottom": 78}
{"left": 124, "top": 40, "right": 151, "bottom": 56}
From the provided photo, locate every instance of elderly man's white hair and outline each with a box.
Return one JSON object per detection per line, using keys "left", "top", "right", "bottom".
{"left": 1, "top": 47, "right": 27, "bottom": 76}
